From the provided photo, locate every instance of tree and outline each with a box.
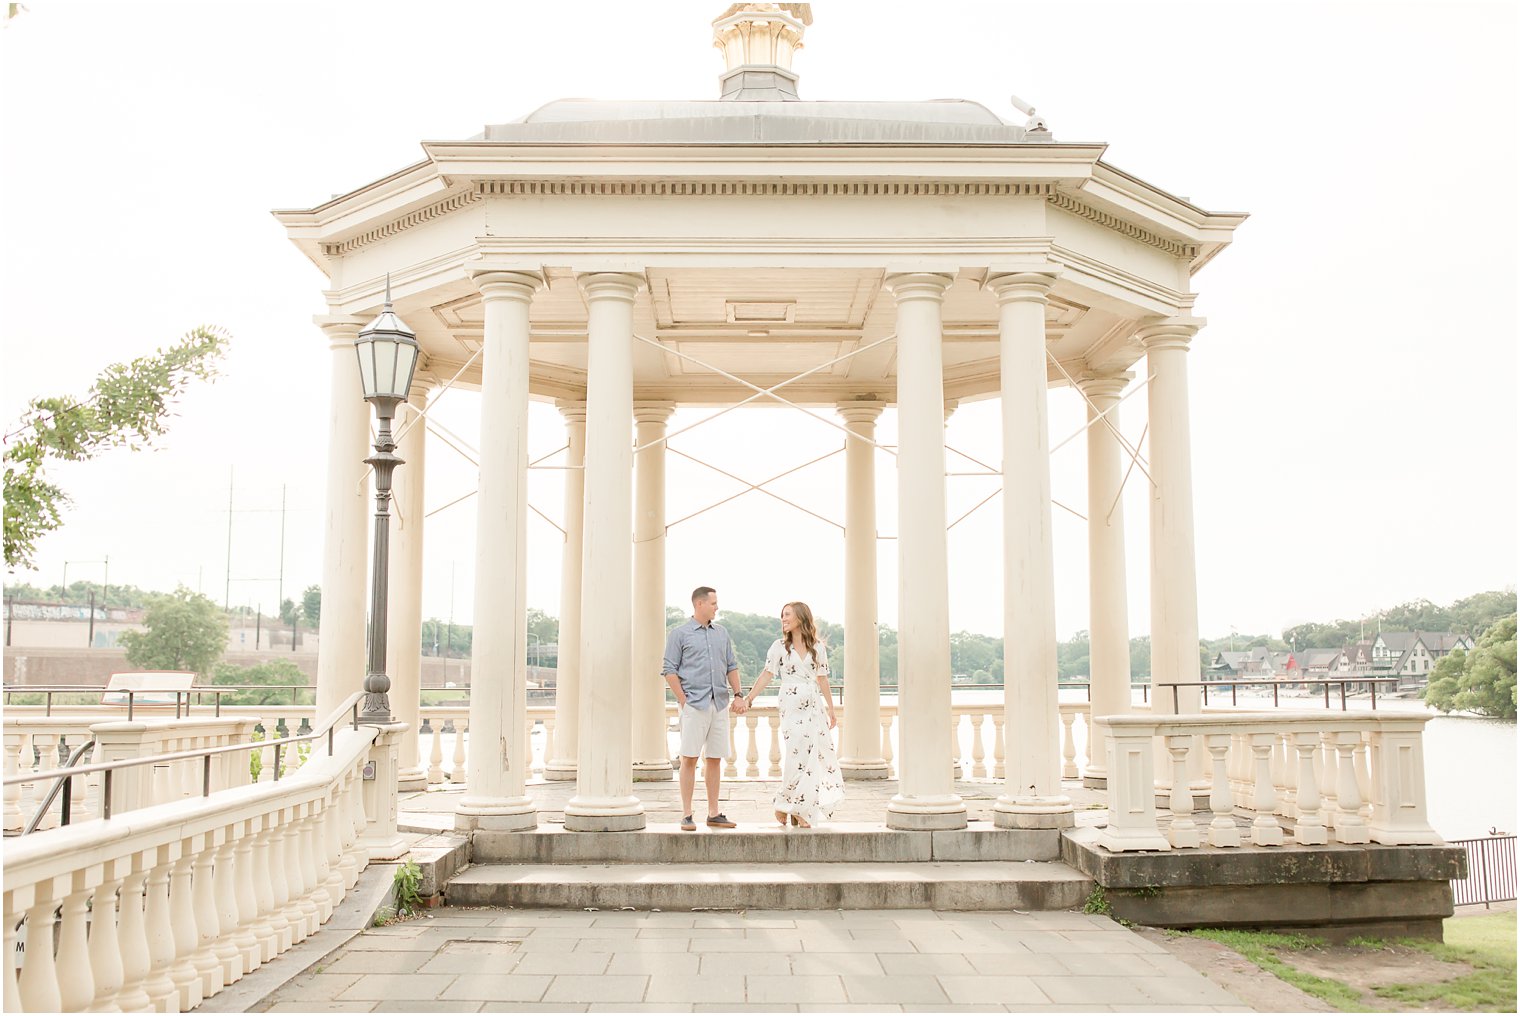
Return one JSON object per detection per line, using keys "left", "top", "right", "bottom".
{"left": 1423, "top": 614, "right": 1517, "bottom": 720}
{"left": 3, "top": 327, "right": 228, "bottom": 569}
{"left": 210, "top": 660, "right": 310, "bottom": 706}
{"left": 118, "top": 587, "right": 227, "bottom": 676}
{"left": 300, "top": 584, "right": 322, "bottom": 628}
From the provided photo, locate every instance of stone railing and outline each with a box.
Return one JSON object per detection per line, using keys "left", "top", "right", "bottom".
{"left": 1099, "top": 711, "right": 1439, "bottom": 853}
{"left": 411, "top": 700, "right": 1096, "bottom": 783}
{"left": 4, "top": 716, "right": 260, "bottom": 835}
{"left": 2, "top": 699, "right": 403, "bottom": 1013}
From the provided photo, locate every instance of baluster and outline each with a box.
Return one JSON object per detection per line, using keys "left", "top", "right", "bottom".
{"left": 89, "top": 868, "right": 127, "bottom": 1010}
{"left": 1166, "top": 735, "right": 1200, "bottom": 848}
{"left": 427, "top": 718, "right": 445, "bottom": 784}
{"left": 253, "top": 728, "right": 270, "bottom": 784}
{"left": 767, "top": 715, "right": 782, "bottom": 777}
{"left": 542, "top": 717, "right": 556, "bottom": 778}
{"left": 971, "top": 713, "right": 987, "bottom": 778}
{"left": 345, "top": 764, "right": 368, "bottom": 888}
{"left": 211, "top": 831, "right": 244, "bottom": 986}
{"left": 1227, "top": 733, "right": 1247, "bottom": 810}
{"left": 323, "top": 785, "right": 348, "bottom": 908}
{"left": 57, "top": 877, "right": 98, "bottom": 1012}
{"left": 450, "top": 720, "right": 468, "bottom": 783}
{"left": 1278, "top": 733, "right": 1297, "bottom": 819}
{"left": 992, "top": 715, "right": 1006, "bottom": 780}
{"left": 949, "top": 714, "right": 961, "bottom": 778}
{"left": 1354, "top": 734, "right": 1373, "bottom": 819}
{"left": 170, "top": 844, "right": 204, "bottom": 1010}
{"left": 5, "top": 892, "right": 24, "bottom": 1014}
{"left": 69, "top": 743, "right": 90, "bottom": 822}
{"left": 311, "top": 803, "right": 336, "bottom": 923}
{"left": 724, "top": 714, "right": 738, "bottom": 779}
{"left": 191, "top": 834, "right": 226, "bottom": 1000}
{"left": 231, "top": 823, "right": 262, "bottom": 975}
{"left": 1318, "top": 733, "right": 1339, "bottom": 832}
{"left": 116, "top": 862, "right": 153, "bottom": 1011}
{"left": 1205, "top": 734, "right": 1241, "bottom": 847}
{"left": 1267, "top": 733, "right": 1285, "bottom": 815}
{"left": 880, "top": 715, "right": 895, "bottom": 779}
{"left": 3, "top": 732, "right": 25, "bottom": 832}
{"left": 271, "top": 817, "right": 300, "bottom": 951}
{"left": 1331, "top": 733, "right": 1369, "bottom": 843}
{"left": 1291, "top": 732, "right": 1327, "bottom": 845}
{"left": 34, "top": 733, "right": 60, "bottom": 828}
{"left": 286, "top": 813, "right": 315, "bottom": 942}
{"left": 296, "top": 809, "right": 321, "bottom": 938}
{"left": 142, "top": 850, "right": 180, "bottom": 1012}
{"left": 745, "top": 715, "right": 760, "bottom": 777}
{"left": 250, "top": 819, "right": 280, "bottom": 963}
{"left": 19, "top": 893, "right": 63, "bottom": 1013}
{"left": 1248, "top": 734, "right": 1285, "bottom": 846}
{"left": 1059, "top": 711, "right": 1077, "bottom": 780}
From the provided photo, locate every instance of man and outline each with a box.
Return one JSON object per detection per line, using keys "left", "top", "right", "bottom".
{"left": 663, "top": 585, "right": 748, "bottom": 831}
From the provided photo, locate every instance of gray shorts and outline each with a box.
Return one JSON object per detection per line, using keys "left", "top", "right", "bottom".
{"left": 678, "top": 702, "right": 731, "bottom": 759}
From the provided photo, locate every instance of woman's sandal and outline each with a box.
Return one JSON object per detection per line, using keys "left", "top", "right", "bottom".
{"left": 774, "top": 810, "right": 790, "bottom": 827}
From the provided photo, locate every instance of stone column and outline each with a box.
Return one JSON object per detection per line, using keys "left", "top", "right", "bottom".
{"left": 632, "top": 402, "right": 676, "bottom": 781}
{"left": 1076, "top": 372, "right": 1132, "bottom": 788}
{"left": 837, "top": 401, "right": 888, "bottom": 779}
{"left": 988, "top": 270, "right": 1073, "bottom": 830}
{"left": 883, "top": 272, "right": 966, "bottom": 831}
{"left": 1138, "top": 318, "right": 1205, "bottom": 718}
{"left": 565, "top": 272, "right": 647, "bottom": 832}
{"left": 314, "top": 316, "right": 372, "bottom": 723}
{"left": 388, "top": 378, "right": 431, "bottom": 791}
{"left": 544, "top": 401, "right": 586, "bottom": 781}
{"left": 454, "top": 269, "right": 542, "bottom": 833}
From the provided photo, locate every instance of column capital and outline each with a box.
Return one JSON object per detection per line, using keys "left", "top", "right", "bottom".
{"left": 985, "top": 271, "right": 1059, "bottom": 304}
{"left": 1136, "top": 316, "right": 1206, "bottom": 352}
{"left": 577, "top": 272, "right": 646, "bottom": 303}
{"left": 469, "top": 270, "right": 543, "bottom": 302}
{"left": 883, "top": 272, "right": 954, "bottom": 302}
{"left": 1074, "top": 370, "right": 1134, "bottom": 402}
{"left": 315, "top": 315, "right": 368, "bottom": 350}
{"left": 836, "top": 400, "right": 885, "bottom": 425}
{"left": 633, "top": 401, "right": 675, "bottom": 425}
{"left": 556, "top": 399, "right": 588, "bottom": 425}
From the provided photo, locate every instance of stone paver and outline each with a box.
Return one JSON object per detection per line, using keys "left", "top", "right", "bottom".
{"left": 253, "top": 908, "right": 1250, "bottom": 1013}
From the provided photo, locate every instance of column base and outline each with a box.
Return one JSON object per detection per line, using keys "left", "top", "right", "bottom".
{"left": 397, "top": 766, "right": 427, "bottom": 793}
{"left": 542, "top": 760, "right": 578, "bottom": 782}
{"left": 994, "top": 794, "right": 1075, "bottom": 830}
{"left": 361, "top": 834, "right": 411, "bottom": 862}
{"left": 886, "top": 794, "right": 967, "bottom": 830}
{"left": 633, "top": 760, "right": 675, "bottom": 782}
{"left": 840, "top": 759, "right": 891, "bottom": 781}
{"left": 1082, "top": 770, "right": 1108, "bottom": 791}
{"left": 455, "top": 796, "right": 538, "bottom": 833}
{"left": 564, "top": 795, "right": 647, "bottom": 832}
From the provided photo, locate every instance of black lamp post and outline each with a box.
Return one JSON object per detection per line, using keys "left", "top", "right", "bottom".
{"left": 354, "top": 279, "right": 420, "bottom": 723}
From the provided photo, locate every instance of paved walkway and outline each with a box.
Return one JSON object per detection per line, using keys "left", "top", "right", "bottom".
{"left": 254, "top": 907, "right": 1250, "bottom": 1013}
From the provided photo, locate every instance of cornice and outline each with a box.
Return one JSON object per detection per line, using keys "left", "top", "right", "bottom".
{"left": 320, "top": 190, "right": 483, "bottom": 257}
{"left": 1048, "top": 192, "right": 1198, "bottom": 259}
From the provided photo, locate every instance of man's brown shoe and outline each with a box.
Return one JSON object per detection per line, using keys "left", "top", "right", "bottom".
{"left": 706, "top": 813, "right": 736, "bottom": 829}
{"left": 680, "top": 815, "right": 697, "bottom": 831}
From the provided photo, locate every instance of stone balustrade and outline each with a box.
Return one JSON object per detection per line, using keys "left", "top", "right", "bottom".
{"left": 4, "top": 716, "right": 260, "bottom": 835}
{"left": 2, "top": 718, "right": 398, "bottom": 1013}
{"left": 1098, "top": 710, "right": 1439, "bottom": 853}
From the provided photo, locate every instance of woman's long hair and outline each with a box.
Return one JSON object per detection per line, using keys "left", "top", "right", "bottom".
{"left": 784, "top": 601, "right": 822, "bottom": 665}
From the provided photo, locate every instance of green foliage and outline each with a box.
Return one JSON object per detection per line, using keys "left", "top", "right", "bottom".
{"left": 279, "top": 598, "right": 298, "bottom": 626}
{"left": 2, "top": 327, "right": 228, "bottom": 569}
{"left": 118, "top": 587, "right": 227, "bottom": 676}
{"left": 1369, "top": 913, "right": 1517, "bottom": 1011}
{"left": 210, "top": 659, "right": 310, "bottom": 706}
{"left": 2, "top": 580, "right": 157, "bottom": 609}
{"left": 1187, "top": 929, "right": 1365, "bottom": 1011}
{"left": 301, "top": 585, "right": 321, "bottom": 628}
{"left": 421, "top": 616, "right": 470, "bottom": 659}
{"left": 1081, "top": 885, "right": 1111, "bottom": 915}
{"left": 374, "top": 861, "right": 425, "bottom": 925}
{"left": 1285, "top": 590, "right": 1516, "bottom": 649}
{"left": 1423, "top": 614, "right": 1517, "bottom": 720}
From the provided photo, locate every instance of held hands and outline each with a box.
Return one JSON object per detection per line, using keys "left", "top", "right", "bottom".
{"left": 732, "top": 695, "right": 749, "bottom": 715}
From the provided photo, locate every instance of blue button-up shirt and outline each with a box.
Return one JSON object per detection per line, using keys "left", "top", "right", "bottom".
{"left": 662, "top": 619, "right": 739, "bottom": 708}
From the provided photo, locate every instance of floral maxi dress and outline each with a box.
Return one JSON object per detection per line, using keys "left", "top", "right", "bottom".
{"left": 766, "top": 638, "right": 845, "bottom": 826}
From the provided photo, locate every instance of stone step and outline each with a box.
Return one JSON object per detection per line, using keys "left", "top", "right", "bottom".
{"left": 471, "top": 822, "right": 1060, "bottom": 865}
{"left": 445, "top": 860, "right": 1092, "bottom": 911}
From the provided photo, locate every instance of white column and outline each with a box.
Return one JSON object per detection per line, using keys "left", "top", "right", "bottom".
{"left": 545, "top": 401, "right": 586, "bottom": 781}
{"left": 315, "top": 316, "right": 372, "bottom": 723}
{"left": 632, "top": 402, "right": 676, "bottom": 781}
{"left": 1076, "top": 372, "right": 1132, "bottom": 788}
{"left": 565, "top": 272, "right": 647, "bottom": 832}
{"left": 883, "top": 272, "right": 966, "bottom": 831}
{"left": 389, "top": 378, "right": 431, "bottom": 791}
{"left": 454, "top": 269, "right": 542, "bottom": 833}
{"left": 1138, "top": 318, "right": 1205, "bottom": 717}
{"left": 837, "top": 401, "right": 888, "bottom": 779}
{"left": 988, "top": 270, "right": 1073, "bottom": 830}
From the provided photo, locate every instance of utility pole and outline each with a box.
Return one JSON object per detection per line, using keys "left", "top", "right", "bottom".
{"left": 277, "top": 484, "right": 287, "bottom": 610}
{"left": 224, "top": 467, "right": 234, "bottom": 612}
{"left": 88, "top": 591, "right": 96, "bottom": 647}
{"left": 255, "top": 603, "right": 261, "bottom": 651}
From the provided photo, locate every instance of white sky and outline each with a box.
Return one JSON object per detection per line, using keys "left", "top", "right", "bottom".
{"left": 2, "top": 1, "right": 1515, "bottom": 642}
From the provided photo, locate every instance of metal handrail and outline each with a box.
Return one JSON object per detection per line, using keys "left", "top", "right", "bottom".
{"left": 24, "top": 738, "right": 95, "bottom": 835}
{"left": 3, "top": 684, "right": 316, "bottom": 719}
{"left": 5, "top": 691, "right": 367, "bottom": 827}
{"left": 1157, "top": 676, "right": 1404, "bottom": 712}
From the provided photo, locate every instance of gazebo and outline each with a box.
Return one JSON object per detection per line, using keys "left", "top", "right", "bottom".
{"left": 273, "top": 2, "right": 1247, "bottom": 835}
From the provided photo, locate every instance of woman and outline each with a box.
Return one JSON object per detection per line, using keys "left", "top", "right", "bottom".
{"left": 741, "top": 601, "right": 845, "bottom": 828}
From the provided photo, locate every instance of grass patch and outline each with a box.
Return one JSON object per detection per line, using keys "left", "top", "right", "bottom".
{"left": 1362, "top": 913, "right": 1517, "bottom": 1012}
{"left": 1081, "top": 885, "right": 1111, "bottom": 916}
{"left": 1189, "top": 929, "right": 1369, "bottom": 1012}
